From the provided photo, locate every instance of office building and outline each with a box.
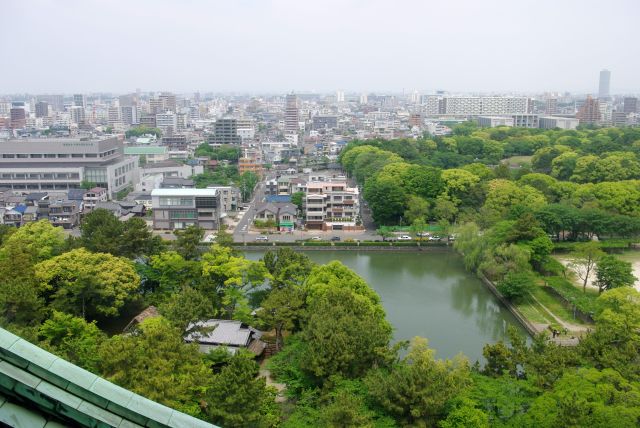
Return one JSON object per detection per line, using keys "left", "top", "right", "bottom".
{"left": 35, "top": 101, "right": 49, "bottom": 118}
{"left": 312, "top": 115, "right": 338, "bottom": 130}
{"left": 108, "top": 106, "right": 121, "bottom": 126}
{"left": 37, "top": 94, "right": 64, "bottom": 112}
{"left": 284, "top": 94, "right": 299, "bottom": 135}
{"left": 336, "top": 91, "right": 345, "bottom": 103}
{"left": 577, "top": 96, "right": 601, "bottom": 124}
{"left": 10, "top": 107, "right": 26, "bottom": 129}
{"left": 208, "top": 118, "right": 241, "bottom": 145}
{"left": 158, "top": 92, "right": 177, "bottom": 113}
{"left": 478, "top": 116, "right": 514, "bottom": 127}
{"left": 73, "top": 94, "right": 86, "bottom": 108}
{"left": 151, "top": 188, "right": 222, "bottom": 230}
{"left": 70, "top": 106, "right": 86, "bottom": 125}
{"left": 538, "top": 116, "right": 579, "bottom": 130}
{"left": 598, "top": 69, "right": 611, "bottom": 100}
{"left": 545, "top": 98, "right": 558, "bottom": 115}
{"left": 120, "top": 105, "right": 138, "bottom": 125}
{"left": 434, "top": 96, "right": 530, "bottom": 116}
{"left": 156, "top": 112, "right": 177, "bottom": 135}
{"left": 624, "top": 97, "right": 638, "bottom": 114}
{"left": 139, "top": 114, "right": 156, "bottom": 128}
{"left": 0, "top": 137, "right": 138, "bottom": 198}
{"left": 511, "top": 114, "right": 539, "bottom": 128}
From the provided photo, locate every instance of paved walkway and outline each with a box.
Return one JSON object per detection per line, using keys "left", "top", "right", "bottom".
{"left": 259, "top": 361, "right": 287, "bottom": 403}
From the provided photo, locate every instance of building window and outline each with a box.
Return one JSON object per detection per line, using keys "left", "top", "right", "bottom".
{"left": 195, "top": 197, "right": 217, "bottom": 208}
{"left": 159, "top": 197, "right": 192, "bottom": 207}
{"left": 2, "top": 154, "right": 14, "bottom": 158}
{"left": 16, "top": 154, "right": 28, "bottom": 159}
{"left": 169, "top": 210, "right": 198, "bottom": 219}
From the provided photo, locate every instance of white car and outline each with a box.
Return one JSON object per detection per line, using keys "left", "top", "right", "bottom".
{"left": 201, "top": 233, "right": 217, "bottom": 243}
{"left": 255, "top": 236, "right": 269, "bottom": 241}
{"left": 397, "top": 235, "right": 412, "bottom": 241}
{"left": 310, "top": 236, "right": 322, "bottom": 241}
{"left": 417, "top": 232, "right": 431, "bottom": 237}
{"left": 428, "top": 235, "right": 441, "bottom": 241}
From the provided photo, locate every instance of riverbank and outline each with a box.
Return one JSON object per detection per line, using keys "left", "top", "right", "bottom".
{"left": 234, "top": 244, "right": 452, "bottom": 251}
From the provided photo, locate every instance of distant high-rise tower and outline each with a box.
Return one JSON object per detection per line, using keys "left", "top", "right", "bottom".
{"left": 623, "top": 97, "right": 638, "bottom": 114}
{"left": 284, "top": 93, "right": 299, "bottom": 135}
{"left": 35, "top": 101, "right": 49, "bottom": 118}
{"left": 545, "top": 98, "right": 558, "bottom": 115}
{"left": 598, "top": 69, "right": 611, "bottom": 100}
{"left": 73, "top": 94, "right": 86, "bottom": 108}
{"left": 336, "top": 91, "right": 345, "bottom": 103}
{"left": 360, "top": 93, "right": 368, "bottom": 104}
{"left": 577, "top": 95, "right": 601, "bottom": 124}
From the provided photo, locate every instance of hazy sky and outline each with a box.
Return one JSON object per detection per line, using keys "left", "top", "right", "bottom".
{"left": 2, "top": 0, "right": 639, "bottom": 94}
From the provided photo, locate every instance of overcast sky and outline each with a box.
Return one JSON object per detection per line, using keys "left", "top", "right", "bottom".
{"left": 2, "top": 0, "right": 639, "bottom": 95}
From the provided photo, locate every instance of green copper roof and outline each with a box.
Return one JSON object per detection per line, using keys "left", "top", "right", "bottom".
{"left": 0, "top": 327, "right": 218, "bottom": 428}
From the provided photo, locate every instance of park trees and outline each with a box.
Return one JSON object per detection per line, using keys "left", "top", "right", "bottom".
{"left": 301, "top": 286, "right": 392, "bottom": 381}
{"left": 206, "top": 353, "right": 280, "bottom": 428}
{"left": 568, "top": 242, "right": 604, "bottom": 293}
{"left": 34, "top": 248, "right": 140, "bottom": 319}
{"left": 594, "top": 255, "right": 636, "bottom": 294}
{"left": 363, "top": 175, "right": 407, "bottom": 225}
{"left": 174, "top": 224, "right": 205, "bottom": 260}
{"left": 366, "top": 337, "right": 471, "bottom": 426}
{"left": 99, "top": 317, "right": 210, "bottom": 417}
{"left": 80, "top": 208, "right": 124, "bottom": 255}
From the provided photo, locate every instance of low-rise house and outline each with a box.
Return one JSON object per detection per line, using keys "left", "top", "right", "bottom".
{"left": 254, "top": 202, "right": 297, "bottom": 231}
{"left": 49, "top": 200, "right": 80, "bottom": 228}
{"left": 83, "top": 187, "right": 108, "bottom": 211}
{"left": 21, "top": 205, "right": 38, "bottom": 223}
{"left": 184, "top": 319, "right": 266, "bottom": 356}
{"left": 1, "top": 208, "right": 22, "bottom": 226}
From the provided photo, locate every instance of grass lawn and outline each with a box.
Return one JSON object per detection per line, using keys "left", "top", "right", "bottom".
{"left": 529, "top": 284, "right": 589, "bottom": 327}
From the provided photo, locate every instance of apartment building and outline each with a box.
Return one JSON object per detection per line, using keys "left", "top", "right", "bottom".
{"left": 151, "top": 188, "right": 222, "bottom": 230}
{"left": 0, "top": 137, "right": 138, "bottom": 198}
{"left": 304, "top": 176, "right": 361, "bottom": 231}
{"left": 477, "top": 116, "right": 515, "bottom": 127}
{"left": 538, "top": 116, "right": 579, "bottom": 130}
{"left": 83, "top": 187, "right": 108, "bottom": 210}
{"left": 205, "top": 186, "right": 240, "bottom": 212}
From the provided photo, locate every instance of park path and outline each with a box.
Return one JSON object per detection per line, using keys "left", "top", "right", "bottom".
{"left": 259, "top": 361, "right": 287, "bottom": 403}
{"left": 527, "top": 291, "right": 590, "bottom": 334}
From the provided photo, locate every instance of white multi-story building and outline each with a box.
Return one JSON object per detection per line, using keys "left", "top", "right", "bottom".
{"left": 156, "top": 112, "right": 177, "bottom": 135}
{"left": 478, "top": 116, "right": 515, "bottom": 127}
{"left": 304, "top": 175, "right": 361, "bottom": 231}
{"left": 538, "top": 116, "right": 579, "bottom": 130}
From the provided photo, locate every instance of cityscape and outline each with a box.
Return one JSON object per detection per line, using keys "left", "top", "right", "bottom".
{"left": 1, "top": 1, "right": 640, "bottom": 427}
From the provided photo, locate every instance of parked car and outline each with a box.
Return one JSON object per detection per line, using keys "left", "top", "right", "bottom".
{"left": 428, "top": 235, "right": 441, "bottom": 241}
{"left": 310, "top": 236, "right": 322, "bottom": 241}
{"left": 201, "top": 233, "right": 217, "bottom": 243}
{"left": 448, "top": 234, "right": 456, "bottom": 241}
{"left": 417, "top": 232, "right": 431, "bottom": 237}
{"left": 255, "top": 236, "right": 269, "bottom": 241}
{"left": 330, "top": 236, "right": 341, "bottom": 242}
{"left": 397, "top": 235, "right": 412, "bottom": 240}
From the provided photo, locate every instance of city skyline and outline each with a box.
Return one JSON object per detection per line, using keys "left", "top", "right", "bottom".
{"left": 2, "top": 0, "right": 639, "bottom": 94}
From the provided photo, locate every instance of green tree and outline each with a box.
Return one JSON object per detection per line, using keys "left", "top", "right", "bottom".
{"left": 258, "top": 285, "right": 305, "bottom": 351}
{"left": 158, "top": 286, "right": 216, "bottom": 332}
{"left": 594, "top": 254, "right": 636, "bottom": 294}
{"left": 291, "top": 191, "right": 305, "bottom": 213}
{"left": 239, "top": 171, "right": 259, "bottom": 202}
{"left": 366, "top": 337, "right": 472, "bottom": 426}
{"left": 99, "top": 317, "right": 209, "bottom": 417}
{"left": 364, "top": 176, "right": 407, "bottom": 225}
{"left": 262, "top": 248, "right": 314, "bottom": 289}
{"left": 568, "top": 241, "right": 604, "bottom": 293}
{"left": 35, "top": 248, "right": 140, "bottom": 319}
{"left": 201, "top": 245, "right": 269, "bottom": 321}
{"left": 0, "top": 219, "right": 65, "bottom": 262}
{"left": 206, "top": 353, "right": 280, "bottom": 428}
{"left": 119, "top": 217, "right": 163, "bottom": 258}
{"left": 38, "top": 311, "right": 106, "bottom": 372}
{"left": 433, "top": 195, "right": 459, "bottom": 223}
{"left": 0, "top": 242, "right": 45, "bottom": 325}
{"left": 80, "top": 209, "right": 124, "bottom": 255}
{"left": 404, "top": 195, "right": 430, "bottom": 224}
{"left": 174, "top": 225, "right": 205, "bottom": 260}
{"left": 497, "top": 272, "right": 534, "bottom": 301}
{"left": 301, "top": 287, "right": 392, "bottom": 381}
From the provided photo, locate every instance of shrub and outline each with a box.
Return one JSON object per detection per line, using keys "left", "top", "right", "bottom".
{"left": 497, "top": 272, "right": 535, "bottom": 301}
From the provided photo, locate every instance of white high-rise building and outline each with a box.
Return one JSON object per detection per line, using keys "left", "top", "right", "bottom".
{"left": 336, "top": 91, "right": 345, "bottom": 103}
{"left": 359, "top": 93, "right": 368, "bottom": 104}
{"left": 598, "top": 69, "right": 611, "bottom": 100}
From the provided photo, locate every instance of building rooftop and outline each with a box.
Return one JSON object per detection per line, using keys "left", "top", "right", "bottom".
{"left": 124, "top": 146, "right": 167, "bottom": 155}
{"left": 184, "top": 319, "right": 261, "bottom": 347}
{"left": 151, "top": 188, "right": 218, "bottom": 197}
